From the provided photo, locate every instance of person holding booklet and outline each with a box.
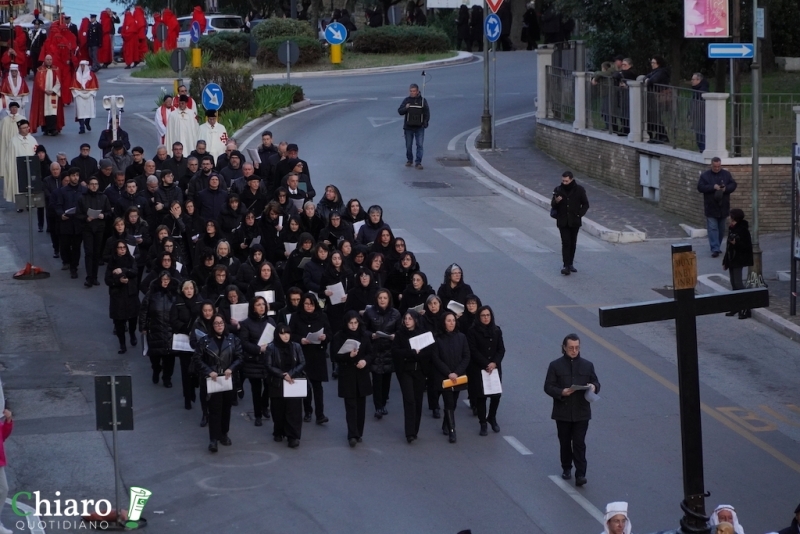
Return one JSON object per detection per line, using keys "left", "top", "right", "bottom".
{"left": 139, "top": 271, "right": 179, "bottom": 388}
{"left": 282, "top": 232, "right": 315, "bottom": 290}
{"left": 265, "top": 323, "right": 306, "bottom": 448}
{"left": 431, "top": 311, "right": 471, "bottom": 443}
{"left": 290, "top": 293, "right": 332, "bottom": 424}
{"left": 363, "top": 289, "right": 400, "bottom": 420}
{"left": 189, "top": 301, "right": 217, "bottom": 427}
{"left": 170, "top": 280, "right": 202, "bottom": 410}
{"left": 246, "top": 262, "right": 286, "bottom": 312}
{"left": 332, "top": 311, "right": 374, "bottom": 447}
{"left": 437, "top": 263, "right": 475, "bottom": 308}
{"left": 398, "top": 272, "right": 435, "bottom": 314}
{"left": 238, "top": 297, "right": 277, "bottom": 427}
{"left": 105, "top": 239, "right": 141, "bottom": 354}
{"left": 466, "top": 306, "right": 505, "bottom": 436}
{"left": 392, "top": 310, "right": 433, "bottom": 443}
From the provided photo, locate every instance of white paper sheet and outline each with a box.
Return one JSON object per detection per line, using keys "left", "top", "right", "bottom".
{"left": 283, "top": 378, "right": 308, "bottom": 397}
{"left": 64, "top": 207, "right": 76, "bottom": 215}
{"left": 409, "top": 331, "right": 435, "bottom": 351}
{"left": 176, "top": 261, "right": 183, "bottom": 273}
{"left": 247, "top": 148, "right": 261, "bottom": 164}
{"left": 304, "top": 328, "right": 325, "bottom": 344}
{"left": 284, "top": 242, "right": 297, "bottom": 253}
{"left": 291, "top": 198, "right": 305, "bottom": 211}
{"left": 297, "top": 257, "right": 311, "bottom": 269}
{"left": 0, "top": 377, "right": 5, "bottom": 420}
{"left": 126, "top": 244, "right": 136, "bottom": 256}
{"left": 255, "top": 290, "right": 275, "bottom": 303}
{"left": 285, "top": 313, "right": 292, "bottom": 324}
{"left": 374, "top": 331, "right": 393, "bottom": 339}
{"left": 326, "top": 282, "right": 346, "bottom": 304}
{"left": 257, "top": 323, "right": 275, "bottom": 346}
{"left": 337, "top": 339, "right": 361, "bottom": 354}
{"left": 353, "top": 220, "right": 366, "bottom": 235}
{"left": 250, "top": 236, "right": 262, "bottom": 247}
{"left": 142, "top": 335, "right": 148, "bottom": 356}
{"left": 411, "top": 303, "right": 425, "bottom": 313}
{"left": 171, "top": 334, "right": 192, "bottom": 352}
{"left": 277, "top": 216, "right": 283, "bottom": 235}
{"left": 481, "top": 369, "right": 503, "bottom": 395}
{"left": 585, "top": 390, "right": 601, "bottom": 403}
{"left": 194, "top": 329, "right": 206, "bottom": 341}
{"left": 447, "top": 301, "right": 465, "bottom": 315}
{"left": 87, "top": 208, "right": 103, "bottom": 218}
{"left": 230, "top": 303, "right": 249, "bottom": 321}
{"left": 206, "top": 376, "right": 233, "bottom": 394}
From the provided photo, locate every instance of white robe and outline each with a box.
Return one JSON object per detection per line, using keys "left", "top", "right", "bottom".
{"left": 3, "top": 133, "right": 36, "bottom": 203}
{"left": 0, "top": 112, "right": 25, "bottom": 187}
{"left": 197, "top": 121, "right": 229, "bottom": 160}
{"left": 1, "top": 74, "right": 30, "bottom": 114}
{"left": 154, "top": 104, "right": 171, "bottom": 144}
{"left": 42, "top": 69, "right": 61, "bottom": 117}
{"left": 71, "top": 69, "right": 97, "bottom": 120}
{"left": 165, "top": 109, "right": 199, "bottom": 156}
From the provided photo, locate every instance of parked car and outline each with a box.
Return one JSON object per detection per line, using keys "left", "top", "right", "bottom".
{"left": 176, "top": 14, "right": 242, "bottom": 48}
{"left": 113, "top": 34, "right": 123, "bottom": 63}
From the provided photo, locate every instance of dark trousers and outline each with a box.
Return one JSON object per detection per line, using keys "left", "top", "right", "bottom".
{"left": 37, "top": 207, "right": 44, "bottom": 229}
{"left": 271, "top": 396, "right": 303, "bottom": 439}
{"left": 82, "top": 227, "right": 105, "bottom": 280}
{"left": 178, "top": 353, "right": 196, "bottom": 403}
{"left": 206, "top": 389, "right": 234, "bottom": 441}
{"left": 558, "top": 226, "right": 580, "bottom": 267}
{"left": 729, "top": 266, "right": 745, "bottom": 291}
{"left": 149, "top": 353, "right": 176, "bottom": 382}
{"left": 47, "top": 211, "right": 60, "bottom": 252}
{"left": 556, "top": 420, "right": 589, "bottom": 476}
{"left": 113, "top": 318, "right": 137, "bottom": 347}
{"left": 45, "top": 114, "right": 58, "bottom": 133}
{"left": 343, "top": 396, "right": 367, "bottom": 439}
{"left": 441, "top": 389, "right": 460, "bottom": 430}
{"left": 397, "top": 370, "right": 425, "bottom": 437}
{"left": 60, "top": 233, "right": 83, "bottom": 272}
{"left": 426, "top": 372, "right": 440, "bottom": 410}
{"left": 248, "top": 378, "right": 270, "bottom": 418}
{"left": 371, "top": 371, "right": 392, "bottom": 410}
{"left": 303, "top": 379, "right": 324, "bottom": 418}
{"left": 477, "top": 394, "right": 501, "bottom": 425}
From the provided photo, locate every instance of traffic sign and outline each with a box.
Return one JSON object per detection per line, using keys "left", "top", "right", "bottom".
{"left": 155, "top": 23, "right": 168, "bottom": 43}
{"left": 190, "top": 21, "right": 201, "bottom": 44}
{"left": 169, "top": 48, "right": 187, "bottom": 73}
{"left": 202, "top": 83, "right": 224, "bottom": 111}
{"left": 277, "top": 40, "right": 300, "bottom": 66}
{"left": 486, "top": 0, "right": 503, "bottom": 14}
{"left": 707, "top": 43, "right": 753, "bottom": 58}
{"left": 324, "top": 21, "right": 347, "bottom": 45}
{"left": 485, "top": 14, "right": 501, "bottom": 43}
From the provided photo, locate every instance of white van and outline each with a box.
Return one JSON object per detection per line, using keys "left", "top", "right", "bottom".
{"left": 176, "top": 14, "right": 243, "bottom": 48}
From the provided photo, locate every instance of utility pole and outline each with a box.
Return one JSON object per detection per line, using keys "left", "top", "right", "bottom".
{"left": 477, "top": 0, "right": 492, "bottom": 149}
{"left": 750, "top": 0, "right": 762, "bottom": 276}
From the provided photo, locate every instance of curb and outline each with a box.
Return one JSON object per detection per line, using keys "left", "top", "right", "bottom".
{"left": 465, "top": 129, "right": 646, "bottom": 244}
{"left": 112, "top": 51, "right": 475, "bottom": 85}
{"left": 230, "top": 98, "right": 312, "bottom": 141}
{"left": 697, "top": 274, "right": 800, "bottom": 342}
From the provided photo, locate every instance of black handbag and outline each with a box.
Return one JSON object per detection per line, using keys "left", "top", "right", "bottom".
{"left": 550, "top": 207, "right": 559, "bottom": 219}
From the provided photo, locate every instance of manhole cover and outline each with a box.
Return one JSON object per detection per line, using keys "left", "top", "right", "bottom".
{"left": 436, "top": 157, "right": 471, "bottom": 167}
{"left": 66, "top": 361, "right": 130, "bottom": 376}
{"left": 407, "top": 181, "right": 452, "bottom": 189}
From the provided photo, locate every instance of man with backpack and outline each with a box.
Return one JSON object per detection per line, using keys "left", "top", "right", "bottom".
{"left": 398, "top": 83, "right": 430, "bottom": 170}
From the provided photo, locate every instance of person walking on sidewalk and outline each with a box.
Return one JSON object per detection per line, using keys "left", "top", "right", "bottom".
{"left": 551, "top": 171, "right": 589, "bottom": 275}
{"left": 697, "top": 157, "right": 737, "bottom": 258}
{"left": 398, "top": 83, "right": 429, "bottom": 170}
{"left": 722, "top": 209, "right": 753, "bottom": 320}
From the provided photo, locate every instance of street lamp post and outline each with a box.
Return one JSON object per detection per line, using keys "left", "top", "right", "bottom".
{"left": 750, "top": 1, "right": 762, "bottom": 276}
{"left": 477, "top": 0, "right": 492, "bottom": 149}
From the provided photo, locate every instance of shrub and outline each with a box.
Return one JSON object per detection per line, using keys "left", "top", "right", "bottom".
{"left": 256, "top": 36, "right": 323, "bottom": 67}
{"left": 199, "top": 33, "right": 250, "bottom": 62}
{"left": 252, "top": 84, "right": 304, "bottom": 115}
{"left": 143, "top": 50, "right": 171, "bottom": 69}
{"left": 189, "top": 64, "right": 254, "bottom": 111}
{"left": 352, "top": 26, "right": 451, "bottom": 54}
{"left": 251, "top": 18, "right": 316, "bottom": 41}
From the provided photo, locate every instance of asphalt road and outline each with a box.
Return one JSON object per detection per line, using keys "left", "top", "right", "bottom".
{"left": 0, "top": 53, "right": 798, "bottom": 534}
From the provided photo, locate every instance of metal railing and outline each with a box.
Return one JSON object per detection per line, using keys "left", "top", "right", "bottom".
{"left": 642, "top": 83, "right": 705, "bottom": 152}
{"left": 586, "top": 76, "right": 631, "bottom": 135}
{"left": 728, "top": 93, "right": 800, "bottom": 157}
{"left": 545, "top": 66, "right": 575, "bottom": 124}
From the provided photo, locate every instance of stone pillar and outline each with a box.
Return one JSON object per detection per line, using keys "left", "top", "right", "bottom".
{"left": 573, "top": 72, "right": 587, "bottom": 130}
{"left": 536, "top": 46, "right": 555, "bottom": 120}
{"left": 627, "top": 80, "right": 643, "bottom": 143}
{"left": 702, "top": 93, "right": 730, "bottom": 159}
{"left": 794, "top": 106, "right": 800, "bottom": 145}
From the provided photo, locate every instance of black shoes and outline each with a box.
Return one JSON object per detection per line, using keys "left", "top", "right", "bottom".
{"left": 84, "top": 279, "right": 93, "bottom": 288}
{"left": 739, "top": 309, "right": 752, "bottom": 320}
{"left": 711, "top": 251, "right": 721, "bottom": 258}
{"left": 381, "top": 407, "right": 388, "bottom": 415}
{"left": 70, "top": 271, "right": 78, "bottom": 279}
{"left": 273, "top": 435, "right": 283, "bottom": 442}
{"left": 231, "top": 397, "right": 238, "bottom": 406}
{"left": 118, "top": 343, "right": 126, "bottom": 355}
{"left": 255, "top": 417, "right": 263, "bottom": 426}
{"left": 561, "top": 470, "right": 572, "bottom": 480}
{"left": 479, "top": 424, "right": 488, "bottom": 436}
{"left": 488, "top": 418, "right": 500, "bottom": 433}
{"left": 93, "top": 279, "right": 100, "bottom": 286}
{"left": 208, "top": 440, "right": 218, "bottom": 453}
{"left": 575, "top": 476, "right": 587, "bottom": 487}
{"left": 130, "top": 336, "right": 137, "bottom": 347}
{"left": 316, "top": 416, "right": 329, "bottom": 425}
{"left": 449, "top": 430, "right": 457, "bottom": 443}
{"left": 219, "top": 435, "right": 232, "bottom": 446}
{"left": 725, "top": 310, "right": 738, "bottom": 316}
{"left": 374, "top": 410, "right": 383, "bottom": 420}
{"left": 561, "top": 267, "right": 570, "bottom": 275}
{"left": 568, "top": 265, "right": 577, "bottom": 273}
{"left": 288, "top": 438, "right": 300, "bottom": 448}
{"left": 303, "top": 413, "right": 312, "bottom": 423}
{"left": 432, "top": 408, "right": 441, "bottom": 419}
{"left": 415, "top": 164, "right": 423, "bottom": 170}
{"left": 200, "top": 415, "right": 208, "bottom": 427}
{"left": 184, "top": 399, "right": 192, "bottom": 410}
{"left": 406, "top": 435, "right": 416, "bottom": 444}
{"left": 348, "top": 438, "right": 357, "bottom": 447}
{"left": 264, "top": 411, "right": 270, "bottom": 419}
{"left": 163, "top": 380, "right": 172, "bottom": 388}
{"left": 151, "top": 371, "right": 159, "bottom": 384}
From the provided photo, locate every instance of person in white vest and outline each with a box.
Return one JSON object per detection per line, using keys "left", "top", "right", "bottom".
{"left": 197, "top": 109, "right": 228, "bottom": 161}
{"left": 0, "top": 65, "right": 30, "bottom": 116}
{"left": 166, "top": 95, "right": 199, "bottom": 157}
{"left": 4, "top": 119, "right": 38, "bottom": 211}
{"left": 71, "top": 61, "right": 99, "bottom": 134}
{"left": 154, "top": 94, "right": 173, "bottom": 145}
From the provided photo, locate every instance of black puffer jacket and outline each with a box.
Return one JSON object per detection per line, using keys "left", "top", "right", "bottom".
{"left": 238, "top": 300, "right": 277, "bottom": 380}
{"left": 363, "top": 302, "right": 400, "bottom": 374}
{"left": 264, "top": 339, "right": 306, "bottom": 397}
{"left": 236, "top": 245, "right": 266, "bottom": 292}
{"left": 139, "top": 276, "right": 179, "bottom": 356}
{"left": 302, "top": 254, "right": 327, "bottom": 293}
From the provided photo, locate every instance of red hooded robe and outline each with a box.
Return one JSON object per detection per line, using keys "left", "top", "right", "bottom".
{"left": 52, "top": 24, "right": 76, "bottom": 106}
{"left": 77, "top": 18, "right": 90, "bottom": 63}
{"left": 152, "top": 13, "right": 162, "bottom": 52}
{"left": 98, "top": 11, "right": 113, "bottom": 64}
{"left": 134, "top": 7, "right": 148, "bottom": 61}
{"left": 30, "top": 63, "right": 65, "bottom": 134}
{"left": 192, "top": 6, "right": 207, "bottom": 34}
{"left": 121, "top": 10, "right": 139, "bottom": 66}
{"left": 163, "top": 9, "right": 179, "bottom": 50}
{"left": 12, "top": 27, "right": 28, "bottom": 76}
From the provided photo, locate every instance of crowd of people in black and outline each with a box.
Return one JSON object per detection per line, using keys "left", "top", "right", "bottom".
{"left": 39, "top": 130, "right": 505, "bottom": 452}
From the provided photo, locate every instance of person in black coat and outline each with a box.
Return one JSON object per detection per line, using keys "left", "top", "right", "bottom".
{"left": 283, "top": 232, "right": 315, "bottom": 291}
{"left": 203, "top": 265, "right": 234, "bottom": 308}
{"left": 215, "top": 240, "right": 241, "bottom": 280}
{"left": 140, "top": 252, "right": 184, "bottom": 293}
{"left": 458, "top": 295, "right": 482, "bottom": 334}
{"left": 522, "top": 2, "right": 541, "bottom": 50}
{"left": 238, "top": 296, "right": 277, "bottom": 426}
{"left": 643, "top": 56, "right": 671, "bottom": 143}
{"left": 316, "top": 184, "right": 345, "bottom": 222}
{"left": 722, "top": 209, "right": 754, "bottom": 319}
{"left": 697, "top": 158, "right": 738, "bottom": 257}
{"left": 219, "top": 194, "right": 246, "bottom": 238}
{"left": 331, "top": 311, "right": 374, "bottom": 447}
{"left": 422, "top": 294, "right": 445, "bottom": 418}
{"left": 431, "top": 311, "right": 470, "bottom": 443}
{"left": 342, "top": 198, "right": 367, "bottom": 226}
{"left": 393, "top": 310, "right": 432, "bottom": 443}
{"left": 299, "top": 202, "right": 324, "bottom": 240}
{"left": 777, "top": 503, "right": 800, "bottom": 534}
{"left": 467, "top": 306, "right": 505, "bottom": 436}
{"left": 551, "top": 171, "right": 590, "bottom": 275}
{"left": 124, "top": 207, "right": 151, "bottom": 280}
{"left": 264, "top": 323, "right": 306, "bottom": 448}
{"left": 399, "top": 271, "right": 435, "bottom": 314}
{"left": 170, "top": 280, "right": 201, "bottom": 410}
{"left": 318, "top": 211, "right": 354, "bottom": 250}
{"left": 344, "top": 269, "right": 376, "bottom": 314}
{"left": 362, "top": 289, "right": 401, "bottom": 419}
{"left": 54, "top": 168, "right": 88, "bottom": 278}
{"left": 140, "top": 271, "right": 179, "bottom": 387}
{"left": 237, "top": 244, "right": 266, "bottom": 292}
{"left": 321, "top": 250, "right": 352, "bottom": 338}
{"left": 469, "top": 5, "right": 484, "bottom": 52}
{"left": 76, "top": 176, "right": 113, "bottom": 287}
{"left": 230, "top": 211, "right": 263, "bottom": 263}
{"left": 190, "top": 301, "right": 217, "bottom": 427}
{"left": 105, "top": 240, "right": 140, "bottom": 354}
{"left": 246, "top": 261, "right": 286, "bottom": 312}
{"left": 497, "top": 2, "right": 514, "bottom": 51}
{"left": 386, "top": 252, "right": 419, "bottom": 305}
{"left": 543, "top": 333, "right": 600, "bottom": 486}
{"left": 290, "top": 293, "right": 332, "bottom": 424}
{"left": 437, "top": 262, "right": 475, "bottom": 306}
{"left": 356, "top": 205, "right": 391, "bottom": 245}
{"left": 302, "top": 242, "right": 329, "bottom": 295}
{"left": 456, "top": 5, "right": 470, "bottom": 51}
{"left": 194, "top": 220, "right": 223, "bottom": 267}
{"left": 192, "top": 314, "right": 243, "bottom": 452}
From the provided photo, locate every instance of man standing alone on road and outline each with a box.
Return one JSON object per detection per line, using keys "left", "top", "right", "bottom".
{"left": 398, "top": 83, "right": 429, "bottom": 170}
{"left": 551, "top": 171, "right": 589, "bottom": 275}
{"left": 697, "top": 157, "right": 737, "bottom": 258}
{"left": 544, "top": 333, "right": 600, "bottom": 488}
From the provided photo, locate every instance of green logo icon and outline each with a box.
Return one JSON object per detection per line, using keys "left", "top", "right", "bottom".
{"left": 125, "top": 487, "right": 152, "bottom": 529}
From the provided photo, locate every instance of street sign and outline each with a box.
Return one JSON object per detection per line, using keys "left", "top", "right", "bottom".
{"left": 190, "top": 21, "right": 201, "bottom": 44}
{"left": 756, "top": 8, "right": 765, "bottom": 38}
{"left": 708, "top": 43, "right": 753, "bottom": 59}
{"left": 484, "top": 14, "right": 501, "bottom": 43}
{"left": 486, "top": 0, "right": 503, "bottom": 14}
{"left": 684, "top": 0, "right": 729, "bottom": 37}
{"left": 277, "top": 39, "right": 300, "bottom": 66}
{"left": 169, "top": 48, "right": 187, "bottom": 73}
{"left": 202, "top": 83, "right": 224, "bottom": 111}
{"left": 155, "top": 22, "right": 168, "bottom": 43}
{"left": 324, "top": 21, "right": 347, "bottom": 45}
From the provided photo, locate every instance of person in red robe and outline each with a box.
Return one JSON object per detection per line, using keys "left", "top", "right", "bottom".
{"left": 51, "top": 23, "right": 77, "bottom": 106}
{"left": 12, "top": 26, "right": 29, "bottom": 76}
{"left": 152, "top": 12, "right": 162, "bottom": 52}
{"left": 30, "top": 55, "right": 65, "bottom": 135}
{"left": 121, "top": 10, "right": 139, "bottom": 69}
{"left": 98, "top": 10, "right": 114, "bottom": 67}
{"left": 77, "top": 18, "right": 91, "bottom": 63}
{"left": 0, "top": 64, "right": 30, "bottom": 111}
{"left": 192, "top": 6, "right": 207, "bottom": 34}
{"left": 134, "top": 7, "right": 148, "bottom": 62}
{"left": 163, "top": 9, "right": 179, "bottom": 51}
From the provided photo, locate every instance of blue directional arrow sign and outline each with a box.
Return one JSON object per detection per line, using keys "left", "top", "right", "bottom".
{"left": 325, "top": 22, "right": 347, "bottom": 45}
{"left": 190, "top": 21, "right": 201, "bottom": 44}
{"left": 485, "top": 14, "right": 501, "bottom": 43}
{"left": 202, "top": 83, "right": 224, "bottom": 111}
{"left": 708, "top": 43, "right": 753, "bottom": 59}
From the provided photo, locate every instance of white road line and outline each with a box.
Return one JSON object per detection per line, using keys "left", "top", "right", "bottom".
{"left": 489, "top": 227, "right": 553, "bottom": 253}
{"left": 625, "top": 224, "right": 641, "bottom": 233}
{"left": 434, "top": 228, "right": 493, "bottom": 253}
{"left": 240, "top": 99, "right": 346, "bottom": 149}
{"left": 447, "top": 111, "right": 537, "bottom": 152}
{"left": 447, "top": 126, "right": 477, "bottom": 151}
{"left": 547, "top": 475, "right": 605, "bottom": 524}
{"left": 503, "top": 436, "right": 533, "bottom": 455}
{"left": 134, "top": 113, "right": 156, "bottom": 126}
{"left": 392, "top": 228, "right": 437, "bottom": 253}
{"left": 7, "top": 497, "right": 46, "bottom": 534}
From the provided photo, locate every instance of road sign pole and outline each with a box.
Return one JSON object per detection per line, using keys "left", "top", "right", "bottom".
{"left": 286, "top": 40, "right": 291, "bottom": 84}
{"left": 111, "top": 375, "right": 122, "bottom": 525}
{"left": 331, "top": 43, "right": 342, "bottom": 64}
{"left": 491, "top": 40, "right": 496, "bottom": 150}
{"left": 751, "top": 0, "right": 762, "bottom": 276}
{"left": 477, "top": 0, "right": 492, "bottom": 149}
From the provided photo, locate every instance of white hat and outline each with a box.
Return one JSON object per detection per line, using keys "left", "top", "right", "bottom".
{"left": 9, "top": 64, "right": 18, "bottom": 70}
{"left": 79, "top": 60, "right": 89, "bottom": 66}
{"left": 709, "top": 505, "right": 745, "bottom": 534}
{"left": 603, "top": 502, "right": 631, "bottom": 534}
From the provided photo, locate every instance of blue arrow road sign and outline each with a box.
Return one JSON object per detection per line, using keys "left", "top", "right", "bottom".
{"left": 325, "top": 22, "right": 347, "bottom": 45}
{"left": 708, "top": 43, "right": 754, "bottom": 59}
{"left": 190, "top": 21, "right": 201, "bottom": 44}
{"left": 202, "top": 83, "right": 224, "bottom": 111}
{"left": 485, "top": 14, "right": 501, "bottom": 43}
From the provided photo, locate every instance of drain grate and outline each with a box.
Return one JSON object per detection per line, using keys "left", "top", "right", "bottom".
{"left": 407, "top": 181, "right": 452, "bottom": 189}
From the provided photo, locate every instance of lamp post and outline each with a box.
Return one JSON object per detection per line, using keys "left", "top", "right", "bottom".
{"left": 477, "top": 0, "right": 492, "bottom": 149}
{"left": 750, "top": 2, "right": 762, "bottom": 276}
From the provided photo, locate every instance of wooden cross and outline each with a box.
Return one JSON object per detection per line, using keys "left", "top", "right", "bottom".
{"left": 598, "top": 244, "right": 769, "bottom": 533}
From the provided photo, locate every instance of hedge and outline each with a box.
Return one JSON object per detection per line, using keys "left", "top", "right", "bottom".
{"left": 352, "top": 26, "right": 451, "bottom": 54}
{"left": 256, "top": 36, "right": 323, "bottom": 67}
{"left": 198, "top": 33, "right": 250, "bottom": 62}
{"left": 251, "top": 18, "right": 316, "bottom": 41}
{"left": 189, "top": 64, "right": 254, "bottom": 111}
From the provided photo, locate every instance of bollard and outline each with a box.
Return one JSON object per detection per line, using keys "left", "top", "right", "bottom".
{"left": 330, "top": 44, "right": 342, "bottom": 64}
{"left": 192, "top": 48, "right": 202, "bottom": 68}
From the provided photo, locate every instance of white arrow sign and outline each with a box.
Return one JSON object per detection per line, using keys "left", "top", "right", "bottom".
{"left": 488, "top": 24, "right": 499, "bottom": 39}
{"left": 330, "top": 28, "right": 342, "bottom": 41}
{"left": 705, "top": 27, "right": 724, "bottom": 33}
{"left": 205, "top": 88, "right": 219, "bottom": 106}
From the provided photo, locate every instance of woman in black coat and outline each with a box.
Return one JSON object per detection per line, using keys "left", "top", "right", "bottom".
{"left": 302, "top": 242, "right": 329, "bottom": 295}
{"left": 367, "top": 252, "right": 387, "bottom": 290}
{"left": 432, "top": 311, "right": 470, "bottom": 443}
{"left": 392, "top": 310, "right": 432, "bottom": 443}
{"left": 103, "top": 217, "right": 134, "bottom": 263}
{"left": 219, "top": 194, "right": 246, "bottom": 238}
{"left": 230, "top": 210, "right": 263, "bottom": 262}
{"left": 203, "top": 265, "right": 234, "bottom": 308}
{"left": 467, "top": 305, "right": 505, "bottom": 435}
{"left": 215, "top": 240, "right": 242, "bottom": 280}
{"left": 722, "top": 208, "right": 754, "bottom": 319}
{"left": 342, "top": 198, "right": 366, "bottom": 226}
{"left": 456, "top": 4, "right": 470, "bottom": 50}
{"left": 316, "top": 184, "right": 345, "bottom": 222}
{"left": 437, "top": 262, "right": 475, "bottom": 307}
{"left": 139, "top": 271, "right": 179, "bottom": 387}
{"left": 290, "top": 293, "right": 332, "bottom": 424}
{"left": 386, "top": 251, "right": 419, "bottom": 305}
{"left": 194, "top": 220, "right": 223, "bottom": 267}
{"left": 344, "top": 268, "right": 377, "bottom": 314}
{"left": 278, "top": 214, "right": 303, "bottom": 258}
{"left": 299, "top": 202, "right": 324, "bottom": 240}
{"left": 105, "top": 239, "right": 140, "bottom": 354}
{"left": 192, "top": 313, "right": 243, "bottom": 452}
{"left": 422, "top": 294, "right": 445, "bottom": 418}
{"left": 282, "top": 232, "right": 314, "bottom": 291}
{"left": 236, "top": 244, "right": 266, "bottom": 292}
{"left": 190, "top": 300, "right": 216, "bottom": 427}
{"left": 238, "top": 296, "right": 277, "bottom": 426}
{"left": 160, "top": 200, "right": 189, "bottom": 265}
{"left": 140, "top": 251, "right": 184, "bottom": 294}
{"left": 321, "top": 250, "right": 353, "bottom": 337}
{"left": 458, "top": 294, "right": 482, "bottom": 334}
{"left": 318, "top": 211, "right": 354, "bottom": 249}
{"left": 124, "top": 206, "right": 151, "bottom": 280}
{"left": 362, "top": 289, "right": 400, "bottom": 419}
{"left": 264, "top": 323, "right": 306, "bottom": 448}
{"left": 331, "top": 311, "right": 374, "bottom": 447}
{"left": 170, "top": 280, "right": 201, "bottom": 410}
{"left": 399, "top": 271, "right": 435, "bottom": 314}
{"left": 643, "top": 55, "right": 671, "bottom": 143}
{"left": 246, "top": 261, "right": 286, "bottom": 312}
{"left": 369, "top": 227, "right": 394, "bottom": 258}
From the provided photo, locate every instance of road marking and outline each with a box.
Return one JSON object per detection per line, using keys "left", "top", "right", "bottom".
{"left": 0, "top": 246, "right": 20, "bottom": 272}
{"left": 546, "top": 305, "right": 800, "bottom": 475}
{"left": 367, "top": 117, "right": 403, "bottom": 128}
{"left": 240, "top": 99, "right": 346, "bottom": 149}
{"left": 7, "top": 498, "right": 45, "bottom": 534}
{"left": 447, "top": 110, "right": 537, "bottom": 151}
{"left": 392, "top": 228, "right": 437, "bottom": 253}
{"left": 489, "top": 227, "right": 553, "bottom": 253}
{"left": 503, "top": 436, "right": 533, "bottom": 455}
{"left": 434, "top": 228, "right": 493, "bottom": 253}
{"left": 134, "top": 112, "right": 155, "bottom": 126}
{"left": 625, "top": 224, "right": 641, "bottom": 233}
{"left": 547, "top": 475, "right": 605, "bottom": 524}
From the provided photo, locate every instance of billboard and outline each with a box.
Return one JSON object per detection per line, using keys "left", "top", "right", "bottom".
{"left": 684, "top": 0, "right": 729, "bottom": 38}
